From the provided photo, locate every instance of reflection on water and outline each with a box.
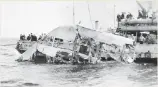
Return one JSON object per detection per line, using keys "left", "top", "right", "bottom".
{"left": 0, "top": 39, "right": 157, "bottom": 87}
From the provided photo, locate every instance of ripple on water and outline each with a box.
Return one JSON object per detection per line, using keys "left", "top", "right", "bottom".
{"left": 22, "top": 82, "right": 40, "bottom": 86}
{"left": 0, "top": 41, "right": 157, "bottom": 87}
{"left": 0, "top": 79, "right": 23, "bottom": 86}
{"left": 0, "top": 79, "right": 40, "bottom": 87}
{"left": 1, "top": 80, "right": 18, "bottom": 84}
{"left": 1, "top": 53, "right": 14, "bottom": 56}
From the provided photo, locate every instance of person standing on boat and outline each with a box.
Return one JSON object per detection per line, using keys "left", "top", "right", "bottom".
{"left": 138, "top": 10, "right": 143, "bottom": 19}
{"left": 126, "top": 12, "right": 133, "bottom": 19}
{"left": 145, "top": 51, "right": 151, "bottom": 58}
{"left": 121, "top": 12, "right": 125, "bottom": 19}
{"left": 23, "top": 34, "right": 26, "bottom": 40}
{"left": 20, "top": 34, "right": 22, "bottom": 40}
{"left": 27, "top": 34, "right": 31, "bottom": 41}
{"left": 30, "top": 33, "right": 33, "bottom": 41}
{"left": 117, "top": 14, "right": 122, "bottom": 28}
{"left": 117, "top": 14, "right": 121, "bottom": 22}
{"left": 139, "top": 34, "right": 145, "bottom": 44}
{"left": 131, "top": 34, "right": 136, "bottom": 45}
{"left": 34, "top": 34, "right": 37, "bottom": 41}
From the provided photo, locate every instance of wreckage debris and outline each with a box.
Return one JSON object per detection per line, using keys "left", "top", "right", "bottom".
{"left": 16, "top": 26, "right": 137, "bottom": 64}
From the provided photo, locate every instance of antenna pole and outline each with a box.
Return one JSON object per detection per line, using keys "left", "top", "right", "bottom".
{"left": 87, "top": 1, "right": 94, "bottom": 29}
{"left": 73, "top": 0, "right": 75, "bottom": 25}
{"left": 114, "top": 4, "right": 116, "bottom": 28}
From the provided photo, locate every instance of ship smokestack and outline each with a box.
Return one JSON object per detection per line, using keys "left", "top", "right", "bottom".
{"left": 95, "top": 20, "right": 99, "bottom": 30}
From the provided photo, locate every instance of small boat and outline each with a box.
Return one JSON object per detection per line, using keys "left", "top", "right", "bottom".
{"left": 16, "top": 25, "right": 136, "bottom": 64}
{"left": 16, "top": 40, "right": 36, "bottom": 54}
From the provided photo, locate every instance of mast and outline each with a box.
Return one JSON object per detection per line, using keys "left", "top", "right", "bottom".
{"left": 114, "top": 4, "right": 116, "bottom": 28}
{"left": 136, "top": 0, "right": 148, "bottom": 18}
{"left": 87, "top": 1, "right": 94, "bottom": 30}
{"left": 73, "top": 0, "right": 75, "bottom": 25}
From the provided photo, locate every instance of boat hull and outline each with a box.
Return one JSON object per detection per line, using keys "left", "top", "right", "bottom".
{"left": 16, "top": 48, "right": 26, "bottom": 54}
{"left": 16, "top": 40, "right": 36, "bottom": 54}
{"left": 32, "top": 50, "right": 47, "bottom": 63}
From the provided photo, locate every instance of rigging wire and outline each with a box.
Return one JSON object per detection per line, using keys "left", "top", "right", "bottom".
{"left": 87, "top": 1, "right": 94, "bottom": 30}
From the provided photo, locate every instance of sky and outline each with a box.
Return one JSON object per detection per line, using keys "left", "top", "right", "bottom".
{"left": 0, "top": 0, "right": 157, "bottom": 38}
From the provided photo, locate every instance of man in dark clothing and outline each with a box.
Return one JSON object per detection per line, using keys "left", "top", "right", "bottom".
{"left": 20, "top": 34, "right": 22, "bottom": 40}
{"left": 121, "top": 12, "right": 125, "bottom": 19}
{"left": 30, "top": 33, "right": 33, "bottom": 41}
{"left": 117, "top": 14, "right": 121, "bottom": 22}
{"left": 31, "top": 35, "right": 35, "bottom": 41}
{"left": 31, "top": 34, "right": 37, "bottom": 41}
{"left": 23, "top": 34, "right": 26, "bottom": 40}
{"left": 129, "top": 13, "right": 133, "bottom": 19}
{"left": 50, "top": 36, "right": 53, "bottom": 41}
{"left": 21, "top": 34, "right": 25, "bottom": 40}
{"left": 138, "top": 10, "right": 143, "bottom": 19}
{"left": 27, "top": 34, "right": 31, "bottom": 40}
{"left": 34, "top": 35, "right": 37, "bottom": 41}
{"left": 145, "top": 51, "right": 151, "bottom": 58}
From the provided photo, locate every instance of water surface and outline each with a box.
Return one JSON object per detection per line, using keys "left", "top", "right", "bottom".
{"left": 0, "top": 38, "right": 157, "bottom": 87}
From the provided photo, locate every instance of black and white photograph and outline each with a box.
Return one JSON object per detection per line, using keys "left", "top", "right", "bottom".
{"left": 0, "top": 0, "right": 157, "bottom": 87}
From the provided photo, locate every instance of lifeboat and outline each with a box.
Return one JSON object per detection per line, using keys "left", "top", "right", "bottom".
{"left": 16, "top": 40, "right": 36, "bottom": 54}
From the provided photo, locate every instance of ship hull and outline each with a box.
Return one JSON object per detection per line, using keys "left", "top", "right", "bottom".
{"left": 134, "top": 58, "right": 157, "bottom": 65}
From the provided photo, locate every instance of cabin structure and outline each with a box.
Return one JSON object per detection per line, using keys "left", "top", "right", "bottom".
{"left": 117, "top": 18, "right": 157, "bottom": 43}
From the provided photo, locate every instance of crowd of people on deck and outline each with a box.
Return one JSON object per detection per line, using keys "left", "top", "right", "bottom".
{"left": 137, "top": 10, "right": 156, "bottom": 19}
{"left": 20, "top": 33, "right": 48, "bottom": 41}
{"left": 38, "top": 33, "right": 47, "bottom": 41}
{"left": 19, "top": 33, "right": 58, "bottom": 44}
{"left": 117, "top": 12, "right": 133, "bottom": 22}
{"left": 20, "top": 33, "right": 37, "bottom": 41}
{"left": 117, "top": 10, "right": 156, "bottom": 23}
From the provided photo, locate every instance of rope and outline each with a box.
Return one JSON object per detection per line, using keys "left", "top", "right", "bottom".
{"left": 87, "top": 1, "right": 94, "bottom": 30}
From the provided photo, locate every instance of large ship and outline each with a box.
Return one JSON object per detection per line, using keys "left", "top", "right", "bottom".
{"left": 116, "top": 0, "right": 157, "bottom": 64}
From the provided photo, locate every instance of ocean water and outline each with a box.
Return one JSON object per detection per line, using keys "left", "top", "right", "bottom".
{"left": 0, "top": 38, "right": 157, "bottom": 87}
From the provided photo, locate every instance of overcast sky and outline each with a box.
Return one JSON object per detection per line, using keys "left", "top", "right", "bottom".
{"left": 0, "top": 0, "right": 157, "bottom": 38}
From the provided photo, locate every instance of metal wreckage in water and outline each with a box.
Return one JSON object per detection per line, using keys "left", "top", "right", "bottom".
{"left": 16, "top": 25, "right": 136, "bottom": 64}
